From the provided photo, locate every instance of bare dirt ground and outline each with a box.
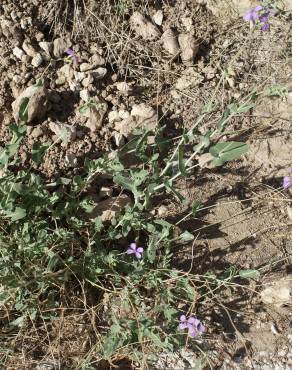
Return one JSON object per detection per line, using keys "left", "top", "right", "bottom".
{"left": 0, "top": 0, "right": 291, "bottom": 369}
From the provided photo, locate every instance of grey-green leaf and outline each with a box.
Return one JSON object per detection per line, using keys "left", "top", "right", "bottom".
{"left": 209, "top": 141, "right": 248, "bottom": 166}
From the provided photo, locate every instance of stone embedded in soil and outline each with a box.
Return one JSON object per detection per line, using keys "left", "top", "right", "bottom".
{"left": 161, "top": 29, "right": 180, "bottom": 55}
{"left": 115, "top": 103, "right": 156, "bottom": 137}
{"left": 113, "top": 132, "right": 126, "bottom": 148}
{"left": 13, "top": 46, "right": 25, "bottom": 60}
{"left": 91, "top": 67, "right": 107, "bottom": 80}
{"left": 201, "top": 0, "right": 253, "bottom": 18}
{"left": 80, "top": 89, "right": 90, "bottom": 102}
{"left": 12, "top": 84, "right": 49, "bottom": 123}
{"left": 88, "top": 194, "right": 131, "bottom": 222}
{"left": 261, "top": 276, "right": 292, "bottom": 308}
{"left": 56, "top": 64, "right": 74, "bottom": 85}
{"left": 31, "top": 53, "right": 43, "bottom": 68}
{"left": 39, "top": 41, "right": 53, "bottom": 56}
{"left": 152, "top": 9, "right": 163, "bottom": 26}
{"left": 131, "top": 103, "right": 156, "bottom": 119}
{"left": 83, "top": 102, "right": 108, "bottom": 132}
{"left": 49, "top": 122, "right": 77, "bottom": 143}
{"left": 22, "top": 40, "right": 37, "bottom": 57}
{"left": 53, "top": 38, "right": 71, "bottom": 58}
{"left": 175, "top": 67, "right": 204, "bottom": 90}
{"left": 116, "top": 81, "right": 133, "bottom": 94}
{"left": 178, "top": 33, "right": 199, "bottom": 66}
{"left": 64, "top": 153, "right": 78, "bottom": 168}
{"left": 108, "top": 110, "right": 121, "bottom": 123}
{"left": 130, "top": 11, "right": 161, "bottom": 40}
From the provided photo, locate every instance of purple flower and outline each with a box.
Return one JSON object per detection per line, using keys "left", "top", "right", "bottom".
{"left": 259, "top": 11, "right": 271, "bottom": 31}
{"left": 179, "top": 315, "right": 205, "bottom": 338}
{"left": 65, "top": 48, "right": 79, "bottom": 64}
{"left": 126, "top": 242, "right": 144, "bottom": 259}
{"left": 243, "top": 5, "right": 262, "bottom": 23}
{"left": 283, "top": 175, "right": 291, "bottom": 189}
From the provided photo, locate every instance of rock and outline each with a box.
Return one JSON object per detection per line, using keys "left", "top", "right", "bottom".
{"left": 261, "top": 276, "right": 292, "bottom": 308}
{"left": 113, "top": 132, "right": 126, "bottom": 148}
{"left": 200, "top": 0, "right": 253, "bottom": 17}
{"left": 130, "top": 11, "right": 161, "bottom": 40}
{"left": 82, "top": 74, "right": 94, "bottom": 88}
{"left": 65, "top": 153, "right": 78, "bottom": 168}
{"left": 80, "top": 63, "right": 94, "bottom": 72}
{"left": 90, "top": 54, "right": 105, "bottom": 66}
{"left": 31, "top": 53, "right": 43, "bottom": 68}
{"left": 80, "top": 89, "right": 90, "bottom": 102}
{"left": 131, "top": 103, "right": 156, "bottom": 119}
{"left": 13, "top": 46, "right": 25, "bottom": 60}
{"left": 74, "top": 71, "right": 86, "bottom": 82}
{"left": 57, "top": 64, "right": 74, "bottom": 83}
{"left": 39, "top": 41, "right": 53, "bottom": 56}
{"left": 118, "top": 110, "right": 130, "bottom": 120}
{"left": 31, "top": 126, "right": 43, "bottom": 139}
{"left": 175, "top": 67, "right": 204, "bottom": 90}
{"left": 116, "top": 81, "right": 132, "bottom": 94}
{"left": 108, "top": 110, "right": 121, "bottom": 123}
{"left": 36, "top": 362, "right": 59, "bottom": 370}
{"left": 22, "top": 40, "right": 37, "bottom": 57}
{"left": 152, "top": 9, "right": 163, "bottom": 26}
{"left": 84, "top": 101, "right": 108, "bottom": 132}
{"left": 49, "top": 122, "right": 77, "bottom": 142}
{"left": 161, "top": 29, "right": 180, "bottom": 55}
{"left": 12, "top": 85, "right": 49, "bottom": 123}
{"left": 91, "top": 67, "right": 107, "bottom": 80}
{"left": 178, "top": 33, "right": 199, "bottom": 65}
{"left": 53, "top": 38, "right": 71, "bottom": 58}
{"left": 181, "top": 17, "right": 193, "bottom": 32}
{"left": 98, "top": 186, "right": 113, "bottom": 199}
{"left": 88, "top": 194, "right": 131, "bottom": 222}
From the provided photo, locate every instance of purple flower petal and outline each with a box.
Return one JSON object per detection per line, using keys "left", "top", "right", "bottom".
{"left": 65, "top": 48, "right": 74, "bottom": 56}
{"left": 180, "top": 315, "right": 187, "bottom": 322}
{"left": 259, "top": 11, "right": 270, "bottom": 23}
{"left": 136, "top": 247, "right": 144, "bottom": 254}
{"left": 126, "top": 248, "right": 135, "bottom": 255}
{"left": 135, "top": 251, "right": 143, "bottom": 259}
{"left": 254, "top": 5, "right": 263, "bottom": 12}
{"left": 179, "top": 322, "right": 188, "bottom": 330}
{"left": 243, "top": 10, "right": 254, "bottom": 21}
{"left": 187, "top": 317, "right": 199, "bottom": 325}
{"left": 197, "top": 322, "right": 205, "bottom": 334}
{"left": 283, "top": 176, "right": 291, "bottom": 189}
{"left": 130, "top": 242, "right": 137, "bottom": 251}
{"left": 261, "top": 22, "right": 270, "bottom": 31}
{"left": 188, "top": 325, "right": 197, "bottom": 338}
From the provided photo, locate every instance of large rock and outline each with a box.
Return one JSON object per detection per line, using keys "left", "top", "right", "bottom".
{"left": 12, "top": 85, "right": 49, "bottom": 123}
{"left": 198, "top": 0, "right": 253, "bottom": 18}
{"left": 130, "top": 12, "right": 161, "bottom": 40}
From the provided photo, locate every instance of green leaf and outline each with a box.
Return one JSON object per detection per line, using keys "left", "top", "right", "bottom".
{"left": 31, "top": 142, "right": 51, "bottom": 164}
{"left": 178, "top": 145, "right": 187, "bottom": 176}
{"left": 18, "top": 97, "right": 29, "bottom": 122}
{"left": 239, "top": 269, "right": 260, "bottom": 279}
{"left": 164, "top": 180, "right": 187, "bottom": 204}
{"left": 209, "top": 141, "right": 248, "bottom": 166}
{"left": 191, "top": 201, "right": 202, "bottom": 216}
{"left": 0, "top": 124, "right": 26, "bottom": 166}
{"left": 179, "top": 231, "right": 194, "bottom": 242}
{"left": 4, "top": 207, "right": 26, "bottom": 221}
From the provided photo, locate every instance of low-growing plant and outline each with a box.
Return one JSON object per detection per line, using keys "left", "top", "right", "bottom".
{"left": 0, "top": 88, "right": 263, "bottom": 368}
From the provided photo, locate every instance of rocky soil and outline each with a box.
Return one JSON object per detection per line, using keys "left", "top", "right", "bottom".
{"left": 0, "top": 0, "right": 291, "bottom": 369}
